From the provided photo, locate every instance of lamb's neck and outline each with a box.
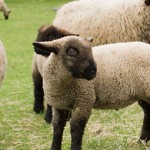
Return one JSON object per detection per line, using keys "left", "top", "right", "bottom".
{"left": 50, "top": 74, "right": 75, "bottom": 90}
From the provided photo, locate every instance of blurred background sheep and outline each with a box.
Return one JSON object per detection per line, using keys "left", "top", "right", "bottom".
{"left": 53, "top": 0, "right": 150, "bottom": 46}
{"left": 0, "top": 0, "right": 10, "bottom": 20}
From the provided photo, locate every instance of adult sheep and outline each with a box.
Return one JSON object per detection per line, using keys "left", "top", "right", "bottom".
{"left": 0, "top": 0, "right": 10, "bottom": 20}
{"left": 33, "top": 36, "right": 150, "bottom": 150}
{"left": 32, "top": 25, "right": 77, "bottom": 123}
{"left": 53, "top": 0, "right": 150, "bottom": 46}
{"left": 0, "top": 40, "right": 7, "bottom": 87}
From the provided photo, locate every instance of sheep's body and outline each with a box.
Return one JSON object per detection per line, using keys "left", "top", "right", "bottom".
{"left": 0, "top": 0, "right": 10, "bottom": 20}
{"left": 33, "top": 36, "right": 150, "bottom": 149}
{"left": 93, "top": 42, "right": 150, "bottom": 109}
{"left": 0, "top": 40, "right": 7, "bottom": 87}
{"left": 44, "top": 42, "right": 150, "bottom": 110}
{"left": 53, "top": 0, "right": 150, "bottom": 46}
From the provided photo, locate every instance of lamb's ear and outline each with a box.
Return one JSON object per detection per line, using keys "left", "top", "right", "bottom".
{"left": 33, "top": 41, "right": 60, "bottom": 56}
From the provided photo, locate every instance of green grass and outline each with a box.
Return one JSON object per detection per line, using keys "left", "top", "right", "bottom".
{"left": 0, "top": 0, "right": 150, "bottom": 150}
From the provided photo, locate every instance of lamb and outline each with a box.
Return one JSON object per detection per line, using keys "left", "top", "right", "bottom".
{"left": 0, "top": 40, "right": 7, "bottom": 87}
{"left": 45, "top": 0, "right": 150, "bottom": 126}
{"left": 53, "top": 0, "right": 150, "bottom": 46}
{"left": 32, "top": 25, "right": 78, "bottom": 123}
{"left": 0, "top": 0, "right": 10, "bottom": 20}
{"left": 33, "top": 36, "right": 150, "bottom": 150}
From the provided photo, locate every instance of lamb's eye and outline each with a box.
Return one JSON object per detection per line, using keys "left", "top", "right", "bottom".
{"left": 67, "top": 47, "right": 79, "bottom": 57}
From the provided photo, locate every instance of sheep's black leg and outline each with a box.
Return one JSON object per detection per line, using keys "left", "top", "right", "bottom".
{"left": 45, "top": 104, "right": 52, "bottom": 123}
{"left": 70, "top": 107, "right": 92, "bottom": 150}
{"left": 32, "top": 73, "right": 44, "bottom": 113}
{"left": 70, "top": 117, "right": 88, "bottom": 150}
{"left": 51, "top": 108, "right": 68, "bottom": 150}
{"left": 138, "top": 100, "right": 150, "bottom": 142}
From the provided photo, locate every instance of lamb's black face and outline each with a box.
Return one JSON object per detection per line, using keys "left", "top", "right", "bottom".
{"left": 62, "top": 45, "right": 97, "bottom": 80}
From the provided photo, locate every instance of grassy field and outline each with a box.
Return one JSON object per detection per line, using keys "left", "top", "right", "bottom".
{"left": 0, "top": 0, "right": 150, "bottom": 150}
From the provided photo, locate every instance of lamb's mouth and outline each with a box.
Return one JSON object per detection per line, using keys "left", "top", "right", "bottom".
{"left": 69, "top": 63, "right": 97, "bottom": 80}
{"left": 82, "top": 67, "right": 97, "bottom": 80}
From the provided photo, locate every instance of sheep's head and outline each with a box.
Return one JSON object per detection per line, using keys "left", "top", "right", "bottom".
{"left": 33, "top": 36, "right": 97, "bottom": 80}
{"left": 36, "top": 25, "right": 79, "bottom": 42}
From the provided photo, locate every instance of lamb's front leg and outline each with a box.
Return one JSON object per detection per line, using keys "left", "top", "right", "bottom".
{"left": 70, "top": 106, "right": 92, "bottom": 150}
{"left": 51, "top": 108, "right": 68, "bottom": 150}
{"left": 138, "top": 100, "right": 150, "bottom": 142}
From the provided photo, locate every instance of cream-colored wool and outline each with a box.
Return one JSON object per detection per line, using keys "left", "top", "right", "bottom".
{"left": 93, "top": 42, "right": 150, "bottom": 109}
{"left": 0, "top": 40, "right": 7, "bottom": 87}
{"left": 53, "top": 0, "right": 150, "bottom": 46}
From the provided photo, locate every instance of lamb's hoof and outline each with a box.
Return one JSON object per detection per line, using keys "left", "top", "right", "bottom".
{"left": 44, "top": 115, "right": 52, "bottom": 124}
{"left": 33, "top": 106, "right": 44, "bottom": 114}
{"left": 139, "top": 135, "right": 150, "bottom": 143}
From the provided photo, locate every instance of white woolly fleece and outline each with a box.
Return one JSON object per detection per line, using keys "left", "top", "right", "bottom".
{"left": 53, "top": 0, "right": 150, "bottom": 46}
